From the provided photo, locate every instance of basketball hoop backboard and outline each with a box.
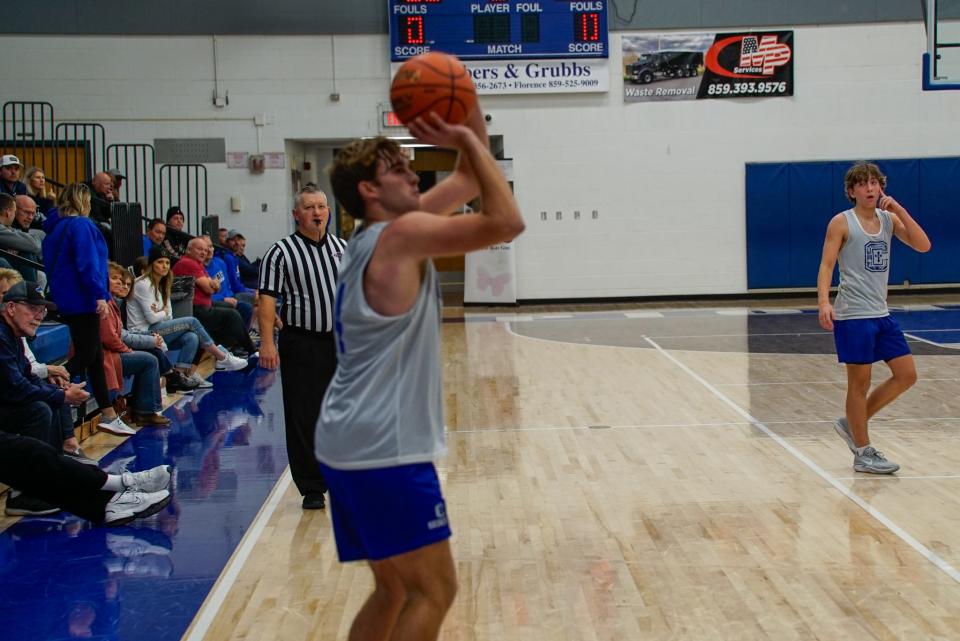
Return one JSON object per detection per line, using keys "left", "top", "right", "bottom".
{"left": 924, "top": 0, "right": 960, "bottom": 90}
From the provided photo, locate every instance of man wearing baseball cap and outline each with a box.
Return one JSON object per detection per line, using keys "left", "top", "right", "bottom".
{"left": 107, "top": 168, "right": 126, "bottom": 195}
{"left": 217, "top": 229, "right": 257, "bottom": 309}
{"left": 0, "top": 281, "right": 91, "bottom": 467}
{"left": 0, "top": 155, "right": 27, "bottom": 197}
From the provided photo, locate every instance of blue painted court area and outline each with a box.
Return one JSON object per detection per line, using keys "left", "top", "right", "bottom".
{"left": 0, "top": 365, "right": 288, "bottom": 641}
{"left": 891, "top": 307, "right": 960, "bottom": 347}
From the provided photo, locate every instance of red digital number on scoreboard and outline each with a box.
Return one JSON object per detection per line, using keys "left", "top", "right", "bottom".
{"left": 573, "top": 12, "right": 600, "bottom": 43}
{"left": 401, "top": 15, "right": 425, "bottom": 45}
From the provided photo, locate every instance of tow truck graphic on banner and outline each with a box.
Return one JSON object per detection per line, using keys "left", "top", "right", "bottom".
{"left": 622, "top": 31, "right": 794, "bottom": 103}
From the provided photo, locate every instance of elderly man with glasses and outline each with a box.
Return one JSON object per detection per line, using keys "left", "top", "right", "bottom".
{"left": 0, "top": 281, "right": 93, "bottom": 503}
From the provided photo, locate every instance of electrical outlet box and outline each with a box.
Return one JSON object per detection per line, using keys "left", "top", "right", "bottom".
{"left": 230, "top": 196, "right": 242, "bottom": 212}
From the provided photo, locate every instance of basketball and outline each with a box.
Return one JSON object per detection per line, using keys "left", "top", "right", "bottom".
{"left": 390, "top": 52, "right": 477, "bottom": 126}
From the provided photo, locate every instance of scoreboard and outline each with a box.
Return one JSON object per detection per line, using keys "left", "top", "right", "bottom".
{"left": 389, "top": 0, "right": 608, "bottom": 62}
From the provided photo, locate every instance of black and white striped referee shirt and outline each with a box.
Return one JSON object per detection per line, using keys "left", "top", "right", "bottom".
{"left": 258, "top": 231, "right": 347, "bottom": 333}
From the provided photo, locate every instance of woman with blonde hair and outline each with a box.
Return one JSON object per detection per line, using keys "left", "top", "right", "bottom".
{"left": 127, "top": 246, "right": 248, "bottom": 387}
{"left": 24, "top": 167, "right": 56, "bottom": 215}
{"left": 42, "top": 182, "right": 134, "bottom": 436}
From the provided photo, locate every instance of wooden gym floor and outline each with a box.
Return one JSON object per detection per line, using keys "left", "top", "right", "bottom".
{"left": 3, "top": 296, "right": 960, "bottom": 640}
{"left": 186, "top": 297, "right": 960, "bottom": 641}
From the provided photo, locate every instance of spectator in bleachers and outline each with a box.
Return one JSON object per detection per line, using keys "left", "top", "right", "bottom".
{"left": 0, "top": 270, "right": 93, "bottom": 463}
{"left": 162, "top": 206, "right": 191, "bottom": 260}
{"left": 108, "top": 168, "right": 126, "bottom": 197}
{"left": 217, "top": 227, "right": 228, "bottom": 246}
{"left": 205, "top": 236, "right": 254, "bottom": 330}
{"left": 0, "top": 155, "right": 27, "bottom": 197}
{"left": 128, "top": 246, "right": 247, "bottom": 384}
{"left": 0, "top": 193, "right": 43, "bottom": 283}
{"left": 100, "top": 263, "right": 171, "bottom": 427}
{"left": 0, "top": 430, "right": 172, "bottom": 523}
{"left": 42, "top": 183, "right": 134, "bottom": 437}
{"left": 173, "top": 238, "right": 257, "bottom": 359}
{"left": 10, "top": 195, "right": 45, "bottom": 285}
{"left": 0, "top": 194, "right": 40, "bottom": 254}
{"left": 25, "top": 167, "right": 56, "bottom": 216}
{"left": 86, "top": 172, "right": 115, "bottom": 226}
{"left": 143, "top": 218, "right": 166, "bottom": 257}
{"left": 111, "top": 265, "right": 197, "bottom": 394}
{"left": 220, "top": 230, "right": 257, "bottom": 306}
{"left": 0, "top": 280, "right": 97, "bottom": 515}
{"left": 226, "top": 230, "right": 260, "bottom": 290}
{"left": 13, "top": 195, "right": 43, "bottom": 235}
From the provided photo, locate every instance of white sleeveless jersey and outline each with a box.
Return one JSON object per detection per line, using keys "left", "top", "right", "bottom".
{"left": 315, "top": 222, "right": 446, "bottom": 469}
{"left": 834, "top": 208, "right": 893, "bottom": 320}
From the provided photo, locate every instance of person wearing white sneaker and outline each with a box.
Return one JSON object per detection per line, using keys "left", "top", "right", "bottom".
{"left": 0, "top": 273, "right": 93, "bottom": 461}
{"left": 0, "top": 429, "right": 172, "bottom": 525}
{"left": 214, "top": 345, "right": 248, "bottom": 371}
{"left": 818, "top": 162, "right": 930, "bottom": 475}
{"left": 97, "top": 414, "right": 136, "bottom": 437}
{"left": 104, "top": 489, "right": 171, "bottom": 526}
{"left": 128, "top": 246, "right": 248, "bottom": 383}
{"left": 174, "top": 239, "right": 257, "bottom": 361}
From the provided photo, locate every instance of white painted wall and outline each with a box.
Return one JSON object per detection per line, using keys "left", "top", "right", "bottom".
{"left": 2, "top": 24, "right": 956, "bottom": 299}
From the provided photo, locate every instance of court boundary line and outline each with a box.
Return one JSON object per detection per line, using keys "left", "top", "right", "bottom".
{"left": 182, "top": 468, "right": 293, "bottom": 641}
{"left": 500, "top": 319, "right": 960, "bottom": 353}
{"left": 835, "top": 475, "right": 960, "bottom": 481}
{"left": 448, "top": 415, "right": 960, "bottom": 433}
{"left": 644, "top": 335, "right": 960, "bottom": 585}
{"left": 904, "top": 332, "right": 960, "bottom": 350}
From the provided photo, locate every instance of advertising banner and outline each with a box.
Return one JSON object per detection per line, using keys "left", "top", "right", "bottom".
{"left": 391, "top": 59, "right": 609, "bottom": 95}
{"left": 623, "top": 31, "right": 794, "bottom": 103}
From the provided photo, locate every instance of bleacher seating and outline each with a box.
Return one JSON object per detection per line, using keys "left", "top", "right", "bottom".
{"left": 31, "top": 323, "right": 71, "bottom": 364}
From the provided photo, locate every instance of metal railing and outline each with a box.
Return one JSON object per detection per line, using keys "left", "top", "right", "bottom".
{"left": 1, "top": 101, "right": 55, "bottom": 172}
{"left": 4, "top": 101, "right": 211, "bottom": 240}
{"left": 108, "top": 143, "right": 158, "bottom": 223}
{"left": 54, "top": 122, "right": 106, "bottom": 183}
{"left": 159, "top": 164, "right": 208, "bottom": 234}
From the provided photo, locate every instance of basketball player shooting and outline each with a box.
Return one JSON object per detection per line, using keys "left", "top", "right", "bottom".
{"left": 318, "top": 71, "right": 525, "bottom": 640}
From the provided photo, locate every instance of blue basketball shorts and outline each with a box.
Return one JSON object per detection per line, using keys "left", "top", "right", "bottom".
{"left": 319, "top": 461, "right": 452, "bottom": 562}
{"left": 833, "top": 316, "right": 911, "bottom": 364}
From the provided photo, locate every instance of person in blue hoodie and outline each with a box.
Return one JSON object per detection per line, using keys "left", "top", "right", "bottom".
{"left": 42, "top": 183, "right": 135, "bottom": 437}
{"left": 205, "top": 236, "right": 254, "bottom": 331}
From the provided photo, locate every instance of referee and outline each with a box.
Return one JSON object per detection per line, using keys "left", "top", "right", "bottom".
{"left": 257, "top": 185, "right": 346, "bottom": 510}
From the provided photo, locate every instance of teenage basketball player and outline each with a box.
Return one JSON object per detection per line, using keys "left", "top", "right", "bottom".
{"left": 318, "top": 107, "right": 523, "bottom": 640}
{"left": 817, "top": 161, "right": 931, "bottom": 474}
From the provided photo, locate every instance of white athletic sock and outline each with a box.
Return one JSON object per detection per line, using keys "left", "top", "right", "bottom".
{"left": 855, "top": 444, "right": 871, "bottom": 456}
{"left": 101, "top": 475, "right": 124, "bottom": 492}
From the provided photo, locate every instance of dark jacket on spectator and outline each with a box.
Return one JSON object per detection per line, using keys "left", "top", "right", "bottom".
{"left": 41, "top": 210, "right": 110, "bottom": 315}
{"left": 236, "top": 253, "right": 259, "bottom": 289}
{"left": 162, "top": 228, "right": 192, "bottom": 262}
{"left": 30, "top": 194, "right": 56, "bottom": 216}
{"left": 83, "top": 181, "right": 113, "bottom": 225}
{"left": 0, "top": 321, "right": 66, "bottom": 406}
{"left": 0, "top": 180, "right": 27, "bottom": 197}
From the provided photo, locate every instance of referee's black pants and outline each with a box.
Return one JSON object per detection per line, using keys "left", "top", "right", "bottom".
{"left": 0, "top": 431, "right": 112, "bottom": 523}
{"left": 277, "top": 327, "right": 336, "bottom": 496}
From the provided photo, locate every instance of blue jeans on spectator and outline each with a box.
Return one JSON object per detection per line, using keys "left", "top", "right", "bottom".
{"left": 119, "top": 351, "right": 163, "bottom": 414}
{"left": 148, "top": 317, "right": 213, "bottom": 367}
{"left": 0, "top": 400, "right": 67, "bottom": 450}
{"left": 139, "top": 346, "right": 173, "bottom": 374}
